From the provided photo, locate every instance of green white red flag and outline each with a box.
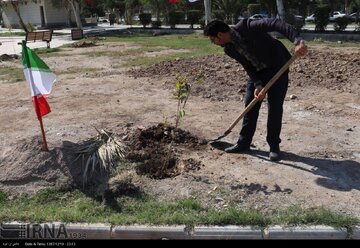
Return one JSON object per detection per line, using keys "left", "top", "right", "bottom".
{"left": 22, "top": 42, "right": 56, "bottom": 120}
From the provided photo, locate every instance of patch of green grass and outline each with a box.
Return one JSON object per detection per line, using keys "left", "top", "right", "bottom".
{"left": 55, "top": 67, "right": 102, "bottom": 75}
{"left": 79, "top": 47, "right": 164, "bottom": 58}
{"left": 32, "top": 188, "right": 66, "bottom": 204}
{"left": 0, "top": 32, "right": 26, "bottom": 37}
{"left": 105, "top": 34, "right": 222, "bottom": 57}
{"left": 0, "top": 187, "right": 358, "bottom": 228}
{"left": 0, "top": 189, "right": 104, "bottom": 223}
{"left": 0, "top": 191, "right": 7, "bottom": 203}
{"left": 110, "top": 162, "right": 134, "bottom": 176}
{"left": 272, "top": 205, "right": 358, "bottom": 228}
{"left": 310, "top": 39, "right": 360, "bottom": 47}
{"left": 0, "top": 65, "right": 24, "bottom": 83}
{"left": 79, "top": 49, "right": 138, "bottom": 58}
{"left": 123, "top": 52, "right": 193, "bottom": 67}
{"left": 201, "top": 207, "right": 270, "bottom": 227}
{"left": 279, "top": 38, "right": 360, "bottom": 49}
{"left": 40, "top": 53, "right": 70, "bottom": 58}
{"left": 177, "top": 198, "right": 204, "bottom": 211}
{"left": 33, "top": 47, "right": 62, "bottom": 55}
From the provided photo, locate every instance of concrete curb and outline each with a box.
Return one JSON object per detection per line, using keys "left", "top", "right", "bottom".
{"left": 192, "top": 226, "right": 262, "bottom": 239}
{"left": 264, "top": 225, "right": 347, "bottom": 239}
{"left": 351, "top": 226, "right": 360, "bottom": 239}
{"left": 111, "top": 225, "right": 188, "bottom": 239}
{"left": 0, "top": 222, "right": 356, "bottom": 239}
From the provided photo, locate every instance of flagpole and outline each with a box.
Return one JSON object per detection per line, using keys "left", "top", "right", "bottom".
{"left": 38, "top": 112, "right": 49, "bottom": 152}
{"left": 21, "top": 40, "right": 49, "bottom": 152}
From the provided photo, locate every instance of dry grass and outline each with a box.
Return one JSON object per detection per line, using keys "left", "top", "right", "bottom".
{"left": 75, "top": 128, "right": 127, "bottom": 184}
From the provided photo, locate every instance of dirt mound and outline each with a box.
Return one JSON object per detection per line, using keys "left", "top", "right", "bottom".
{"left": 0, "top": 136, "right": 112, "bottom": 194}
{"left": 0, "top": 124, "right": 207, "bottom": 193}
{"left": 127, "top": 48, "right": 360, "bottom": 101}
{"left": 0, "top": 137, "right": 73, "bottom": 193}
{"left": 71, "top": 40, "right": 98, "bottom": 48}
{"left": 128, "top": 55, "right": 246, "bottom": 102}
{"left": 124, "top": 123, "right": 207, "bottom": 179}
{"left": 0, "top": 54, "right": 19, "bottom": 62}
{"left": 292, "top": 47, "right": 360, "bottom": 92}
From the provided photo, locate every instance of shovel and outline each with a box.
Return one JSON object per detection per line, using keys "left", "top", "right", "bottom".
{"left": 209, "top": 54, "right": 297, "bottom": 143}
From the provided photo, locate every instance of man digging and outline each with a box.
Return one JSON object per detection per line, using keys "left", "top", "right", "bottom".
{"left": 204, "top": 18, "right": 307, "bottom": 161}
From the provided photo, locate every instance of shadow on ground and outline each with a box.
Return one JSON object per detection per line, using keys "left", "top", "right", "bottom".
{"left": 252, "top": 149, "right": 360, "bottom": 192}
{"left": 60, "top": 140, "right": 144, "bottom": 208}
{"left": 209, "top": 141, "right": 233, "bottom": 151}
{"left": 210, "top": 141, "right": 360, "bottom": 192}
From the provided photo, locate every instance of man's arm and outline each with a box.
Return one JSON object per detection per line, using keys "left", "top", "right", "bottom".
{"left": 242, "top": 18, "right": 301, "bottom": 45}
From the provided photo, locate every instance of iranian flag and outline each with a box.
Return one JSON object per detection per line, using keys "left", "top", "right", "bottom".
{"left": 22, "top": 42, "right": 56, "bottom": 120}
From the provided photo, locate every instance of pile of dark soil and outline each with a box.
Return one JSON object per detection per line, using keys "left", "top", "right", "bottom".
{"left": 124, "top": 123, "right": 207, "bottom": 179}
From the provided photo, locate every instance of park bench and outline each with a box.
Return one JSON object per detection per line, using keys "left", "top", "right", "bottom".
{"left": 25, "top": 30, "right": 53, "bottom": 48}
{"left": 71, "top": 28, "right": 84, "bottom": 40}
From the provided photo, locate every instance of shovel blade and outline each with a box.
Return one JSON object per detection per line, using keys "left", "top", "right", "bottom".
{"left": 208, "top": 129, "right": 232, "bottom": 143}
{"left": 208, "top": 134, "right": 226, "bottom": 143}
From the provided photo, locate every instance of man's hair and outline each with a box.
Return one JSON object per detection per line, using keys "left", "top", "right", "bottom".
{"left": 203, "top": 20, "right": 231, "bottom": 37}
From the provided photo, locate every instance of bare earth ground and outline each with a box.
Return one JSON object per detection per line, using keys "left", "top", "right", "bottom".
{"left": 1, "top": 40, "right": 360, "bottom": 217}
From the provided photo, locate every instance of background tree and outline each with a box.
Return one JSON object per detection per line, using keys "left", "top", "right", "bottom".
{"left": 105, "top": 0, "right": 126, "bottom": 24}
{"left": 0, "top": 0, "right": 29, "bottom": 31}
{"left": 247, "top": 3, "right": 261, "bottom": 16}
{"left": 51, "top": 0, "right": 85, "bottom": 28}
{"left": 276, "top": 0, "right": 285, "bottom": 19}
{"left": 81, "top": 0, "right": 105, "bottom": 17}
{"left": 213, "top": 0, "right": 245, "bottom": 24}
{"left": 349, "top": 0, "right": 359, "bottom": 23}
{"left": 258, "top": 0, "right": 277, "bottom": 16}
{"left": 316, "top": 0, "right": 346, "bottom": 13}
{"left": 51, "top": 0, "right": 72, "bottom": 26}
{"left": 123, "top": 0, "right": 140, "bottom": 25}
{"left": 294, "top": 0, "right": 312, "bottom": 19}
{"left": 67, "top": 0, "right": 83, "bottom": 28}
{"left": 142, "top": 0, "right": 164, "bottom": 21}
{"left": 314, "top": 4, "right": 331, "bottom": 31}
{"left": 349, "top": 0, "right": 360, "bottom": 13}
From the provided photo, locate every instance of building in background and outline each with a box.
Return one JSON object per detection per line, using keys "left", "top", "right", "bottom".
{"left": 1, "top": 0, "right": 74, "bottom": 29}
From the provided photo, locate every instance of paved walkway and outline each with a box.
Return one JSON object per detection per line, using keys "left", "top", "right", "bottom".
{"left": 0, "top": 34, "right": 74, "bottom": 55}
{"left": 0, "top": 24, "right": 141, "bottom": 55}
{"left": 0, "top": 24, "right": 123, "bottom": 55}
{"left": 1, "top": 22, "right": 358, "bottom": 55}
{"left": 0, "top": 23, "right": 197, "bottom": 54}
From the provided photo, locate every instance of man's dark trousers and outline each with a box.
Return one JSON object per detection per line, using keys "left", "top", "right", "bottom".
{"left": 237, "top": 69, "right": 289, "bottom": 151}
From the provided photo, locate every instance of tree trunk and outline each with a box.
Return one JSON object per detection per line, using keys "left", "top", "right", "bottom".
{"left": 10, "top": 1, "right": 28, "bottom": 32}
{"left": 204, "top": 0, "right": 212, "bottom": 25}
{"left": 68, "top": 0, "right": 82, "bottom": 29}
{"left": 156, "top": 2, "right": 160, "bottom": 21}
{"left": 276, "top": 0, "right": 285, "bottom": 20}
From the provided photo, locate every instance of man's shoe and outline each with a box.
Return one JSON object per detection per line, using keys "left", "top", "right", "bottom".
{"left": 224, "top": 143, "right": 250, "bottom": 153}
{"left": 269, "top": 150, "right": 281, "bottom": 161}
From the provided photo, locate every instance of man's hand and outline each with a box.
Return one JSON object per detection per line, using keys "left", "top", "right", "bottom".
{"left": 254, "top": 87, "right": 266, "bottom": 101}
{"left": 294, "top": 40, "right": 308, "bottom": 57}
